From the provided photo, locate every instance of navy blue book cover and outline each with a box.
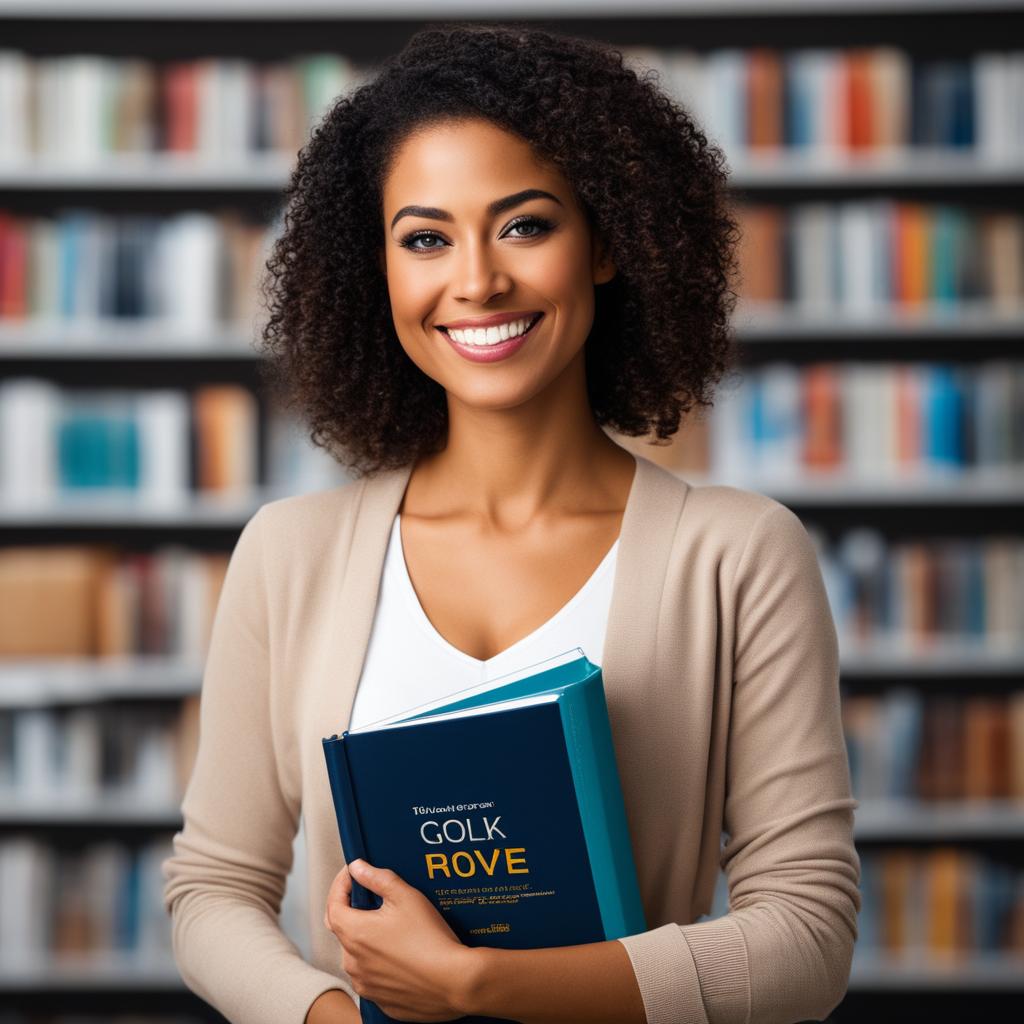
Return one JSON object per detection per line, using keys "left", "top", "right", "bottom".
{"left": 324, "top": 700, "right": 607, "bottom": 1024}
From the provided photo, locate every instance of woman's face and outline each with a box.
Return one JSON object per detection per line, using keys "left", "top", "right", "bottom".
{"left": 380, "top": 117, "right": 615, "bottom": 413}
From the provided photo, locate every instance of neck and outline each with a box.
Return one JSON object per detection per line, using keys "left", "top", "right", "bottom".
{"left": 406, "top": 350, "right": 635, "bottom": 529}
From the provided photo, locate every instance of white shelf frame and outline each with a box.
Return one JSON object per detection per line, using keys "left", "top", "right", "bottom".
{"left": 854, "top": 799, "right": 1024, "bottom": 840}
{"left": 1, "top": 644, "right": 1020, "bottom": 709}
{"left": 0, "top": 794, "right": 182, "bottom": 826}
{"left": 2, "top": 471, "right": 1022, "bottom": 529}
{"left": 0, "top": 656, "right": 203, "bottom": 706}
{"left": 2, "top": 305, "right": 1022, "bottom": 360}
{"left": 1, "top": 795, "right": 1022, "bottom": 836}
{"left": 848, "top": 952, "right": 1024, "bottom": 991}
{"left": 0, "top": 948, "right": 1021, "bottom": 994}
{"left": 1, "top": 152, "right": 1023, "bottom": 191}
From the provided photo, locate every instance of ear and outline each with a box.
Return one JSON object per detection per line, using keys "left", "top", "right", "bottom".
{"left": 591, "top": 231, "right": 616, "bottom": 285}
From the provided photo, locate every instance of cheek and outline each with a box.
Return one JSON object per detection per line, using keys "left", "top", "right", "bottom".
{"left": 386, "top": 261, "right": 434, "bottom": 322}
{"left": 527, "top": 242, "right": 595, "bottom": 319}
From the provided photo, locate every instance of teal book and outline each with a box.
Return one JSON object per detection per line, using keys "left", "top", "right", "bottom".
{"left": 322, "top": 647, "right": 647, "bottom": 1024}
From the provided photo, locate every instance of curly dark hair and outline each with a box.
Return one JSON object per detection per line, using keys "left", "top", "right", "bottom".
{"left": 258, "top": 20, "right": 741, "bottom": 479}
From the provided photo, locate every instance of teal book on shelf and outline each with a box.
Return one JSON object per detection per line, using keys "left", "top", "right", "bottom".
{"left": 322, "top": 647, "right": 647, "bottom": 1024}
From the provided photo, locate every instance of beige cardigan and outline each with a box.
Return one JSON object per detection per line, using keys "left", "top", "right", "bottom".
{"left": 162, "top": 451, "right": 861, "bottom": 1024}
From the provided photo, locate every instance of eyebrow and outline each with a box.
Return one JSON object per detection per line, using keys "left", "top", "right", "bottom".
{"left": 389, "top": 188, "right": 564, "bottom": 231}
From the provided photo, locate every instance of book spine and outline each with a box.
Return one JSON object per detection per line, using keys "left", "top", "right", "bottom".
{"left": 321, "top": 736, "right": 380, "bottom": 912}
{"left": 558, "top": 673, "right": 647, "bottom": 939}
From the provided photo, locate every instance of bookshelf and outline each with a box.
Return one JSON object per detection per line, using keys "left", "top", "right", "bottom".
{"left": 0, "top": 2, "right": 1022, "bottom": 1022}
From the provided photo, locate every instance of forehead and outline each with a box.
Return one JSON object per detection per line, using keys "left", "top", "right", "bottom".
{"left": 382, "top": 118, "right": 568, "bottom": 211}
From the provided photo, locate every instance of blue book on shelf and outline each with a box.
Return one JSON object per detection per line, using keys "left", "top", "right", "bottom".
{"left": 322, "top": 648, "right": 647, "bottom": 1024}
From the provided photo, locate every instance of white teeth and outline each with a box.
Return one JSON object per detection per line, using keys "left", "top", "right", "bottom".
{"left": 447, "top": 315, "right": 539, "bottom": 346}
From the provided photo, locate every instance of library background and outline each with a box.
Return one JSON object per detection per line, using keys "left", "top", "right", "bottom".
{"left": 0, "top": 1, "right": 1022, "bottom": 1021}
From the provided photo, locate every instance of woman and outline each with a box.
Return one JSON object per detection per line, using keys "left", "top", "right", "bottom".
{"left": 162, "top": 22, "right": 860, "bottom": 1024}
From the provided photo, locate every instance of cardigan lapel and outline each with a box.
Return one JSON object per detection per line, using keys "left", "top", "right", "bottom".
{"left": 598, "top": 454, "right": 692, "bottom": 874}
{"left": 331, "top": 452, "right": 690, "bottom": 745}
{"left": 333, "top": 461, "right": 415, "bottom": 733}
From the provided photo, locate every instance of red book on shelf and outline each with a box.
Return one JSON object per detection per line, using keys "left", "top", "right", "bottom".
{"left": 0, "top": 211, "right": 27, "bottom": 319}
{"left": 164, "top": 61, "right": 198, "bottom": 152}
{"left": 845, "top": 50, "right": 874, "bottom": 151}
{"left": 803, "top": 364, "right": 842, "bottom": 471}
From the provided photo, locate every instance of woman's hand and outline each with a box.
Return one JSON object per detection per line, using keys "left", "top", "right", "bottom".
{"left": 324, "top": 859, "right": 479, "bottom": 1022}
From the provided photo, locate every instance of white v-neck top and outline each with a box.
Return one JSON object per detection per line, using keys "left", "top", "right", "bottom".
{"left": 348, "top": 513, "right": 619, "bottom": 730}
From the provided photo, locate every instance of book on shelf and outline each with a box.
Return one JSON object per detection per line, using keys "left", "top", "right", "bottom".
{"left": 322, "top": 647, "right": 646, "bottom": 1024}
{"left": 0, "top": 698, "right": 198, "bottom": 806}
{"left": 858, "top": 845, "right": 1024, "bottom": 958}
{"left": 730, "top": 201, "right": 1023, "bottom": 314}
{"left": 842, "top": 690, "right": 1024, "bottom": 802}
{"left": 4, "top": 47, "right": 1023, "bottom": 169}
{"left": 0, "top": 378, "right": 350, "bottom": 507}
{"left": 709, "top": 360, "right": 1024, "bottom": 483}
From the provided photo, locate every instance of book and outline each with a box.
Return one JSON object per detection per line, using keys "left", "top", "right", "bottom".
{"left": 321, "top": 647, "right": 647, "bottom": 1024}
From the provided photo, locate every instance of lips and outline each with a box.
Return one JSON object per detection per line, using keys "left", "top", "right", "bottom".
{"left": 441, "top": 312, "right": 544, "bottom": 364}
{"left": 437, "top": 311, "right": 543, "bottom": 331}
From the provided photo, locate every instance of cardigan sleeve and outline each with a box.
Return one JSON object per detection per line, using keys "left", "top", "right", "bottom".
{"left": 617, "top": 501, "right": 861, "bottom": 1024}
{"left": 161, "top": 508, "right": 356, "bottom": 1024}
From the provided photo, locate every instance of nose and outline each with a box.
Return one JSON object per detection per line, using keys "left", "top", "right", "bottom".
{"left": 452, "top": 235, "right": 512, "bottom": 304}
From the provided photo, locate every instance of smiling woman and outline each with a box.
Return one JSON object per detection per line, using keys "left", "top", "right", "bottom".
{"left": 256, "top": 20, "right": 740, "bottom": 479}
{"left": 162, "top": 19, "right": 860, "bottom": 1024}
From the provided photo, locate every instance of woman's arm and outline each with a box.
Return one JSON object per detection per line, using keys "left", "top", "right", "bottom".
{"left": 162, "top": 508, "right": 357, "bottom": 1024}
{"left": 615, "top": 502, "right": 860, "bottom": 1024}
{"left": 457, "top": 941, "right": 645, "bottom": 1023}
{"left": 305, "top": 989, "right": 362, "bottom": 1024}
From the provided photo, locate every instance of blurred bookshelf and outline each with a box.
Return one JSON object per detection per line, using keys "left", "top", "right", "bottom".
{"left": 1, "top": 2, "right": 1023, "bottom": 1023}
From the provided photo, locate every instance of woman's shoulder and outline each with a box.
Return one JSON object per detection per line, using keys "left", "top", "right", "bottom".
{"left": 255, "top": 474, "right": 367, "bottom": 537}
{"left": 636, "top": 455, "right": 797, "bottom": 538}
{"left": 679, "top": 477, "right": 822, "bottom": 591}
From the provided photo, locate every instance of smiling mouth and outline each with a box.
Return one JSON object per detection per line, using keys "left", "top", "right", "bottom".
{"left": 436, "top": 313, "right": 543, "bottom": 347}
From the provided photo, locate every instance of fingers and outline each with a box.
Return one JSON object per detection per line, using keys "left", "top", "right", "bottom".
{"left": 349, "top": 859, "right": 400, "bottom": 900}
{"left": 325, "top": 859, "right": 405, "bottom": 937}
{"left": 324, "top": 863, "right": 353, "bottom": 931}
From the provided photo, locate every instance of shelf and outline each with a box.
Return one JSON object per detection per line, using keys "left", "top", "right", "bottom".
{"left": 1, "top": 799, "right": 1020, "bottom": 834}
{"left": 854, "top": 799, "right": 1024, "bottom": 839}
{"left": 0, "top": 153, "right": 293, "bottom": 190}
{"left": 0, "top": 495, "right": 263, "bottom": 528}
{"left": 0, "top": 322, "right": 258, "bottom": 359}
{"left": 0, "top": 0, "right": 1015, "bottom": 17}
{"left": 734, "top": 305, "right": 1024, "bottom": 341}
{"left": 1, "top": 151, "right": 1023, "bottom": 192}
{"left": 726, "top": 151, "right": 1024, "bottom": 188}
{"left": 0, "top": 657, "right": 202, "bottom": 706}
{"left": 839, "top": 643, "right": 1024, "bottom": 677}
{"left": 682, "top": 472, "right": 1024, "bottom": 506}
{"left": 848, "top": 952, "right": 1024, "bottom": 991}
{"left": 1, "top": 646, "right": 1019, "bottom": 710}
{"left": 2, "top": 473, "right": 1021, "bottom": 529}
{"left": 1, "top": 949, "right": 1022, "bottom": 994}
{"left": 0, "top": 953, "right": 183, "bottom": 991}
{"left": 2, "top": 309, "right": 1023, "bottom": 359}
{"left": 0, "top": 795, "right": 181, "bottom": 826}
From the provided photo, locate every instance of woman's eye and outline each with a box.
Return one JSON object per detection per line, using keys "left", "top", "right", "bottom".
{"left": 400, "top": 231, "right": 445, "bottom": 252}
{"left": 504, "top": 216, "right": 553, "bottom": 239}
{"left": 398, "top": 216, "right": 553, "bottom": 253}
